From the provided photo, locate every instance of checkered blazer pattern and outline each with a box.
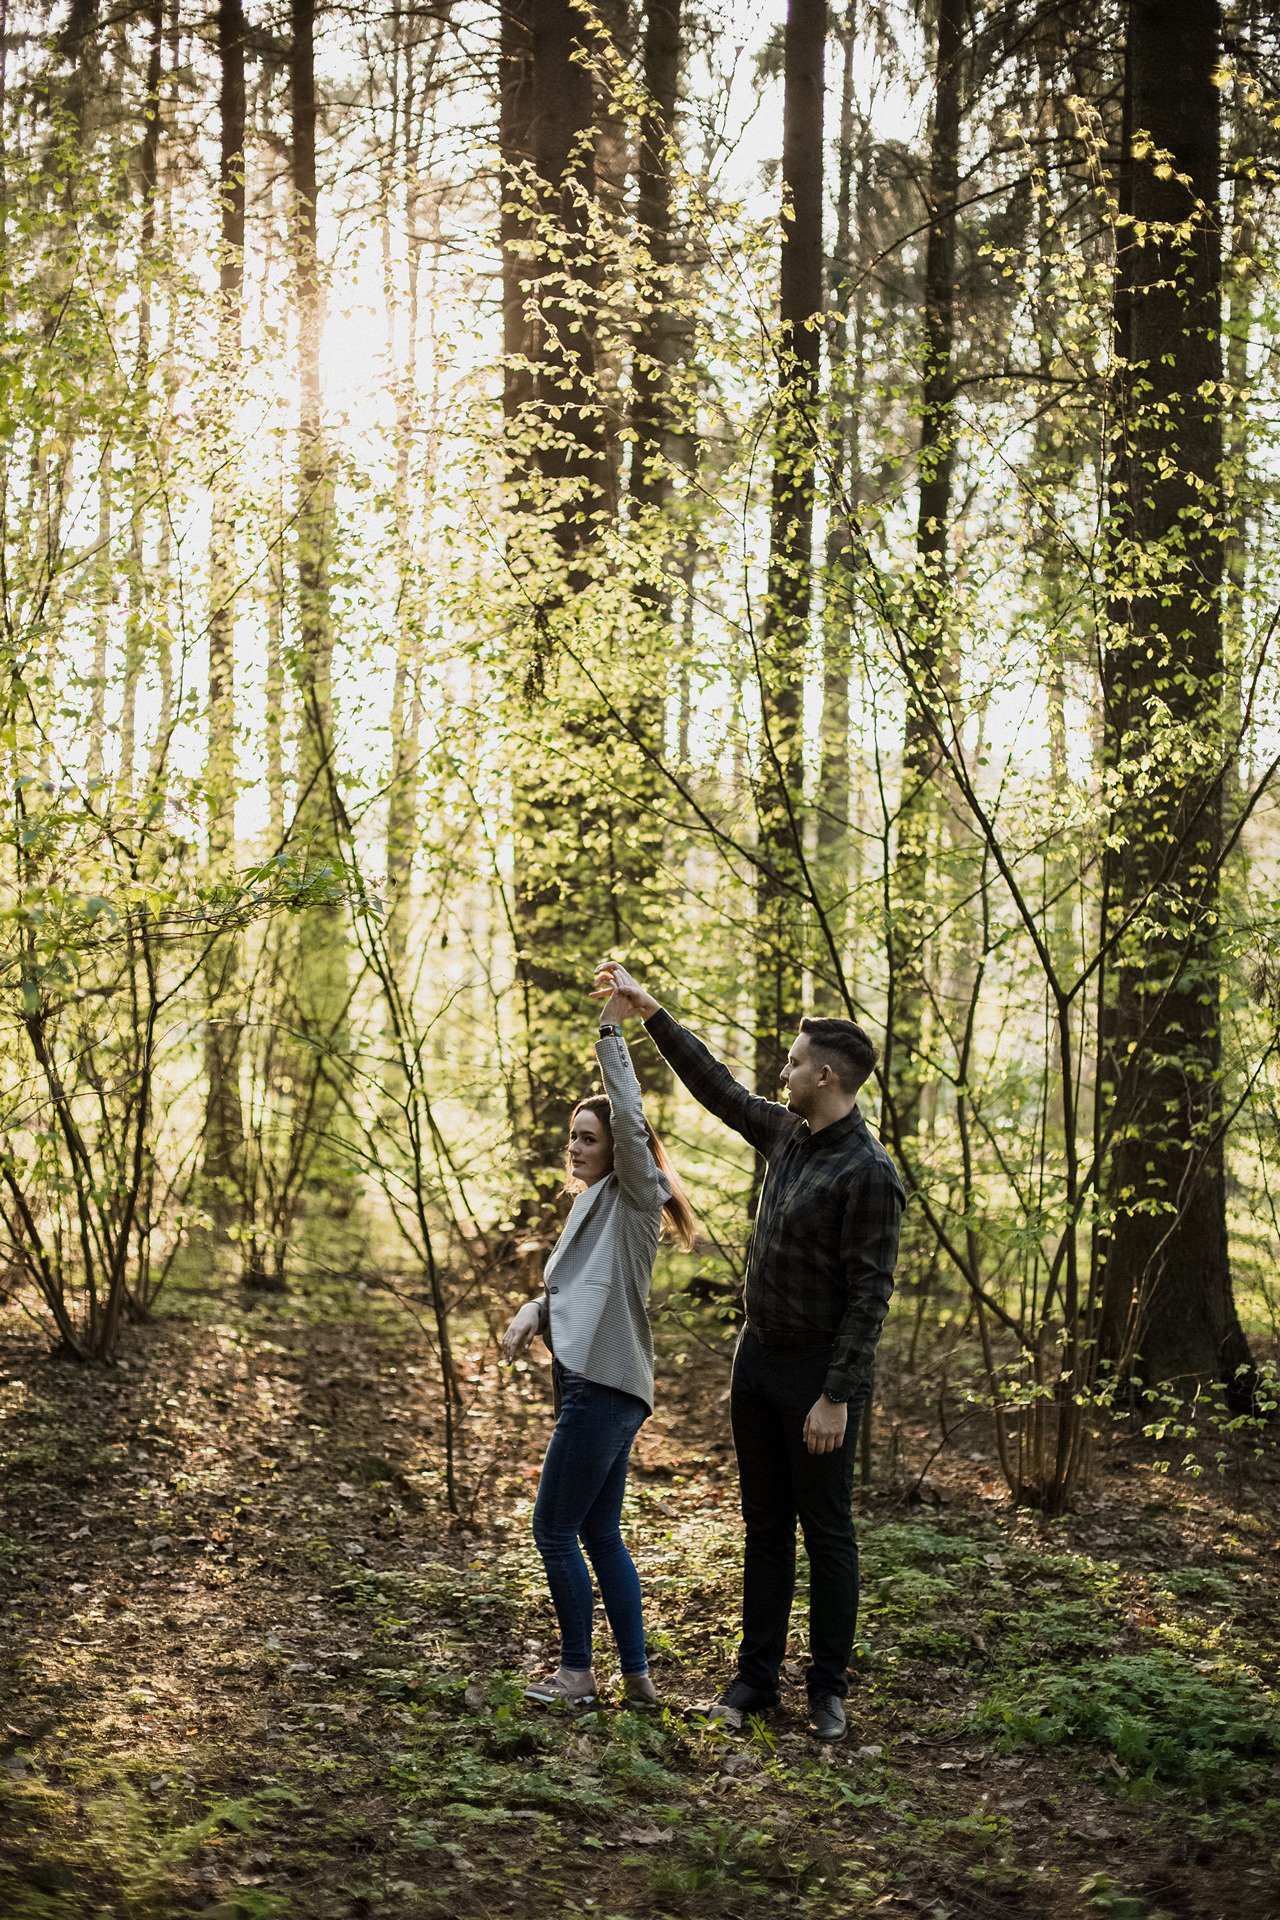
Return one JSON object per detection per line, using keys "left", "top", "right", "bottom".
{"left": 537, "top": 1031, "right": 669, "bottom": 1411}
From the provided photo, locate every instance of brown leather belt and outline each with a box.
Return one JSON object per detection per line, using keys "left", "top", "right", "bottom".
{"left": 746, "top": 1323, "right": 833, "bottom": 1350}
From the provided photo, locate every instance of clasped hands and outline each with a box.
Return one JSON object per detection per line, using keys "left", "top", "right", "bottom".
{"left": 590, "top": 960, "right": 659, "bottom": 1026}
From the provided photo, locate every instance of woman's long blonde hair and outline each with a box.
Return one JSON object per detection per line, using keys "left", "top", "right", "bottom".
{"left": 563, "top": 1096, "right": 698, "bottom": 1251}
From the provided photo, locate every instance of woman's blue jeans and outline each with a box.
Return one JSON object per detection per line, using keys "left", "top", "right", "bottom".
{"left": 531, "top": 1365, "right": 650, "bottom": 1674}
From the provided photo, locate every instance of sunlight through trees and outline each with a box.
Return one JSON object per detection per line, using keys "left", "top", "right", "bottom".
{"left": 1, "top": 0, "right": 1279, "bottom": 1515}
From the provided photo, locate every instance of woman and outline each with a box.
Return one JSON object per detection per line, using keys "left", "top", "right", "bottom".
{"left": 502, "top": 984, "right": 696, "bottom": 1709}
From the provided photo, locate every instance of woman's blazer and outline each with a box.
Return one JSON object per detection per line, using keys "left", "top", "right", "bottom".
{"left": 538, "top": 1031, "right": 668, "bottom": 1411}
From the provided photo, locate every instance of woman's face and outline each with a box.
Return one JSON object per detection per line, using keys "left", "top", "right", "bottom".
{"left": 569, "top": 1111, "right": 613, "bottom": 1187}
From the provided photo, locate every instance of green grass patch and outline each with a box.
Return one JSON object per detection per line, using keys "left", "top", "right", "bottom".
{"left": 977, "top": 1650, "right": 1280, "bottom": 1797}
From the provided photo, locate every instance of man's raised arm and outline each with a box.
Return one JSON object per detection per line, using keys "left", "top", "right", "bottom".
{"left": 593, "top": 962, "right": 798, "bottom": 1159}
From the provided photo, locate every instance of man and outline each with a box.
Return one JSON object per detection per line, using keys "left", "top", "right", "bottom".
{"left": 592, "top": 961, "right": 903, "bottom": 1743}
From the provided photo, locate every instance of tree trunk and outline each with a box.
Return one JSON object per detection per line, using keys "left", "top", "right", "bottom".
{"left": 631, "top": 0, "right": 681, "bottom": 524}
{"left": 88, "top": 448, "right": 111, "bottom": 784}
{"left": 265, "top": 553, "right": 286, "bottom": 847}
{"left": 754, "top": 0, "right": 824, "bottom": 1099}
{"left": 593, "top": 0, "right": 630, "bottom": 510}
{"left": 1028, "top": 50, "right": 1079, "bottom": 1154}
{"left": 57, "top": 0, "right": 101, "bottom": 142}
{"left": 508, "top": 0, "right": 612, "bottom": 1195}
{"left": 204, "top": 0, "right": 247, "bottom": 1230}
{"left": 887, "top": 0, "right": 962, "bottom": 1143}
{"left": 1221, "top": 71, "right": 1255, "bottom": 812}
{"left": 500, "top": 0, "right": 534, "bottom": 433}
{"left": 292, "top": 0, "right": 330, "bottom": 803}
{"left": 530, "top": 0, "right": 608, "bottom": 547}
{"left": 618, "top": 0, "right": 683, "bottom": 1103}
{"left": 286, "top": 0, "right": 351, "bottom": 1247}
{"left": 1098, "top": 0, "right": 1250, "bottom": 1391}
{"left": 119, "top": 3, "right": 163, "bottom": 806}
{"left": 814, "top": 11, "right": 857, "bottom": 1016}
{"left": 382, "top": 21, "right": 444, "bottom": 982}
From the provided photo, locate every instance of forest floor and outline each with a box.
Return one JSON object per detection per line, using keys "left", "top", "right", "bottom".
{"left": 1, "top": 1277, "right": 1278, "bottom": 1920}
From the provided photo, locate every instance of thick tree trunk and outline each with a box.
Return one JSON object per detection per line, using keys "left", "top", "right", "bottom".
{"left": 57, "top": 0, "right": 101, "bottom": 141}
{"left": 754, "top": 0, "right": 824, "bottom": 1099}
{"left": 1098, "top": 0, "right": 1250, "bottom": 1391}
{"left": 593, "top": 0, "right": 631, "bottom": 509}
{"left": 530, "top": 0, "right": 608, "bottom": 546}
{"left": 616, "top": 0, "right": 683, "bottom": 1103}
{"left": 500, "top": 0, "right": 534, "bottom": 432}
{"left": 508, "top": 0, "right": 613, "bottom": 1194}
{"left": 631, "top": 0, "right": 681, "bottom": 524}
{"left": 1221, "top": 90, "right": 1254, "bottom": 812}
{"left": 887, "top": 0, "right": 962, "bottom": 1144}
{"left": 204, "top": 0, "right": 247, "bottom": 1229}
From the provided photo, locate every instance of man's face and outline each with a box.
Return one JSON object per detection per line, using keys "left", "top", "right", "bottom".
{"left": 780, "top": 1033, "right": 826, "bottom": 1117}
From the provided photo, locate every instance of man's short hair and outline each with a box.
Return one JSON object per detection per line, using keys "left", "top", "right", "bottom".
{"left": 799, "top": 1016, "right": 878, "bottom": 1093}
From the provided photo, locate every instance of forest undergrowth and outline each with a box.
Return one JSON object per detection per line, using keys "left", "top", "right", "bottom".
{"left": 1, "top": 1274, "right": 1278, "bottom": 1920}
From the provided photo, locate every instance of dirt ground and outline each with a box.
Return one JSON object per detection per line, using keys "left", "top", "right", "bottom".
{"left": 1, "top": 1281, "right": 1278, "bottom": 1920}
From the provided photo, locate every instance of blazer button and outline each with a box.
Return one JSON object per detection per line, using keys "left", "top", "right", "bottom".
{"left": 548, "top": 1285, "right": 560, "bottom": 1294}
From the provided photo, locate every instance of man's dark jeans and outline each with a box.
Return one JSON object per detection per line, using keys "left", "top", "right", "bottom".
{"left": 730, "top": 1329, "right": 864, "bottom": 1699}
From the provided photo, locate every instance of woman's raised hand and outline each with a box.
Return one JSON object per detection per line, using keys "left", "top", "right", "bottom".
{"left": 501, "top": 1299, "right": 542, "bottom": 1362}
{"left": 591, "top": 962, "right": 660, "bottom": 1022}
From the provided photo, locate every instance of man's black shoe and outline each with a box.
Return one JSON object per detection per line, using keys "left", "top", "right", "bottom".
{"left": 719, "top": 1679, "right": 782, "bottom": 1715}
{"left": 683, "top": 1679, "right": 781, "bottom": 1731}
{"left": 807, "top": 1693, "right": 847, "bottom": 1742}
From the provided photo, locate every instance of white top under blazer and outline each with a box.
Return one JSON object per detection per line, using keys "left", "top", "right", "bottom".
{"left": 537, "top": 1031, "right": 669, "bottom": 1411}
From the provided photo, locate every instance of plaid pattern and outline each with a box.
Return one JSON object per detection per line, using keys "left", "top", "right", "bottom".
{"left": 644, "top": 1009, "right": 903, "bottom": 1403}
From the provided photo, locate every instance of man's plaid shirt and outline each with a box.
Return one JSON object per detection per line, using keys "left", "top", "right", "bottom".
{"left": 645, "top": 1008, "right": 904, "bottom": 1403}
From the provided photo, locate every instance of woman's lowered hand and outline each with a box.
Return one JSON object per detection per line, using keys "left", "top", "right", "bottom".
{"left": 501, "top": 1300, "right": 543, "bottom": 1362}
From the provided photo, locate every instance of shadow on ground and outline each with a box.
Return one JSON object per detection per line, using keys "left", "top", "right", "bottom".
{"left": 1, "top": 1288, "right": 1278, "bottom": 1919}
